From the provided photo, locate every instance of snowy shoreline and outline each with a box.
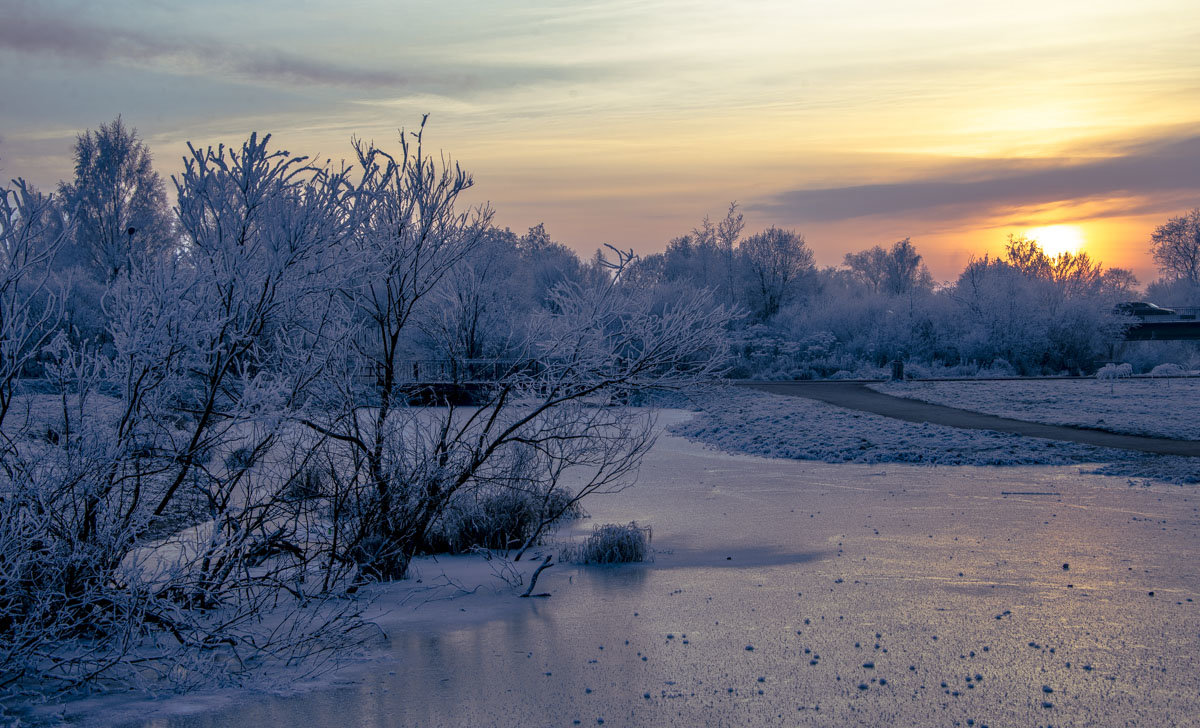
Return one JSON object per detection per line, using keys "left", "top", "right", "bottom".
{"left": 672, "top": 387, "right": 1200, "bottom": 483}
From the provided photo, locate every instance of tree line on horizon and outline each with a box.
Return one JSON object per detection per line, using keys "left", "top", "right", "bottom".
{"left": 9, "top": 116, "right": 1200, "bottom": 379}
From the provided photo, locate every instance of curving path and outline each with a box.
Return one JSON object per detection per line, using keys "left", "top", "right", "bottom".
{"left": 744, "top": 380, "right": 1200, "bottom": 457}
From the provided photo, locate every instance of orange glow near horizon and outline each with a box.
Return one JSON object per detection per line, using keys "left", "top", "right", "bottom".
{"left": 1024, "top": 225, "right": 1086, "bottom": 257}
{"left": 793, "top": 211, "right": 1170, "bottom": 289}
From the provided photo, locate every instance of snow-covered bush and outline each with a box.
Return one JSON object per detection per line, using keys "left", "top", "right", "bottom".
{"left": 625, "top": 209, "right": 1169, "bottom": 380}
{"left": 423, "top": 482, "right": 585, "bottom": 555}
{"left": 981, "top": 358, "right": 1017, "bottom": 377}
{"left": 0, "top": 136, "right": 377, "bottom": 697}
{"left": 1121, "top": 340, "right": 1200, "bottom": 374}
{"left": 1096, "top": 362, "right": 1134, "bottom": 380}
{"left": 901, "top": 361, "right": 929, "bottom": 380}
{"left": 1149, "top": 363, "right": 1185, "bottom": 377}
{"left": 947, "top": 251, "right": 1130, "bottom": 375}
{"left": 561, "top": 522, "right": 651, "bottom": 564}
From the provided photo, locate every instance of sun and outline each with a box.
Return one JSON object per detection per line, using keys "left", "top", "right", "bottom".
{"left": 1025, "top": 225, "right": 1085, "bottom": 257}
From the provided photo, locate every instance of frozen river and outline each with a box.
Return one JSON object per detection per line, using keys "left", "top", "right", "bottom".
{"left": 71, "top": 412, "right": 1200, "bottom": 727}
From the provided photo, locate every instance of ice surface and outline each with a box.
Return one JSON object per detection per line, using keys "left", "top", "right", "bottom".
{"left": 51, "top": 411, "right": 1200, "bottom": 727}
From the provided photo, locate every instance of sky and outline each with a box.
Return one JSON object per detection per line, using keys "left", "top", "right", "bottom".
{"left": 1, "top": 0, "right": 1198, "bottom": 284}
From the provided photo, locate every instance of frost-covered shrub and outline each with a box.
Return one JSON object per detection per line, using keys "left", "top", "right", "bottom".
{"left": 939, "top": 363, "right": 977, "bottom": 378}
{"left": 224, "top": 446, "right": 255, "bottom": 471}
{"left": 853, "top": 363, "right": 890, "bottom": 380}
{"left": 947, "top": 254, "right": 1130, "bottom": 375}
{"left": 1188, "top": 351, "right": 1200, "bottom": 375}
{"left": 983, "top": 358, "right": 1017, "bottom": 377}
{"left": 1145, "top": 276, "right": 1200, "bottom": 308}
{"left": 1122, "top": 340, "right": 1200, "bottom": 374}
{"left": 1150, "top": 363, "right": 1185, "bottom": 377}
{"left": 719, "top": 240, "right": 1141, "bottom": 378}
{"left": 424, "top": 485, "right": 584, "bottom": 554}
{"left": 901, "top": 362, "right": 929, "bottom": 380}
{"left": 624, "top": 388, "right": 693, "bottom": 407}
{"left": 1096, "top": 362, "right": 1133, "bottom": 380}
{"left": 284, "top": 465, "right": 326, "bottom": 502}
{"left": 725, "top": 326, "right": 867, "bottom": 380}
{"left": 0, "top": 124, "right": 735, "bottom": 704}
{"left": 561, "top": 522, "right": 651, "bottom": 564}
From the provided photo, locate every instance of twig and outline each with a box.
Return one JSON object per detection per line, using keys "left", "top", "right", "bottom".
{"left": 520, "top": 555, "right": 553, "bottom": 598}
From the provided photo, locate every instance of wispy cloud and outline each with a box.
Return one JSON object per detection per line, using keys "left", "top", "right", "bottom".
{"left": 752, "top": 134, "right": 1200, "bottom": 223}
{"left": 0, "top": 0, "right": 417, "bottom": 90}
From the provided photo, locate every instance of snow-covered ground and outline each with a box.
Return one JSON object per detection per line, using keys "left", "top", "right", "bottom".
{"left": 51, "top": 410, "right": 1200, "bottom": 727}
{"left": 672, "top": 387, "right": 1200, "bottom": 483}
{"left": 871, "top": 377, "right": 1200, "bottom": 441}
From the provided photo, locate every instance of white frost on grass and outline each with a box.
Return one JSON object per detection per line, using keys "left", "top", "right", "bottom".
{"left": 871, "top": 377, "right": 1200, "bottom": 440}
{"left": 671, "top": 388, "right": 1200, "bottom": 483}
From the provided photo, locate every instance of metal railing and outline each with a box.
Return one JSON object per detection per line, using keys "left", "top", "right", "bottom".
{"left": 1155, "top": 306, "right": 1200, "bottom": 321}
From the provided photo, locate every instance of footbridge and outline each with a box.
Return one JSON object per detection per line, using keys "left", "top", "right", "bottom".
{"left": 1122, "top": 307, "right": 1200, "bottom": 341}
{"left": 394, "top": 359, "right": 540, "bottom": 385}
{"left": 361, "top": 359, "right": 541, "bottom": 404}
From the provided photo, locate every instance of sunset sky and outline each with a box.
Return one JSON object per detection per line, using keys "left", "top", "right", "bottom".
{"left": 2, "top": 0, "right": 1198, "bottom": 283}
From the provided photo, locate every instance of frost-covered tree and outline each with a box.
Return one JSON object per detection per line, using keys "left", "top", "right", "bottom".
{"left": 1100, "top": 267, "right": 1139, "bottom": 299}
{"left": 951, "top": 255, "right": 1054, "bottom": 369}
{"left": 57, "top": 117, "right": 174, "bottom": 281}
{"left": 739, "top": 226, "right": 813, "bottom": 320}
{"left": 0, "top": 133, "right": 365, "bottom": 696}
{"left": 517, "top": 223, "right": 593, "bottom": 308}
{"left": 1003, "top": 235, "right": 1107, "bottom": 302}
{"left": 0, "top": 179, "right": 66, "bottom": 433}
{"left": 630, "top": 203, "right": 744, "bottom": 304}
{"left": 882, "top": 238, "right": 932, "bottom": 295}
{"left": 704, "top": 201, "right": 745, "bottom": 305}
{"left": 1150, "top": 207, "right": 1200, "bottom": 284}
{"left": 664, "top": 203, "right": 744, "bottom": 300}
{"left": 1004, "top": 234, "right": 1053, "bottom": 280}
{"left": 303, "top": 125, "right": 731, "bottom": 580}
{"left": 1049, "top": 249, "right": 1103, "bottom": 298}
{"left": 418, "top": 227, "right": 526, "bottom": 367}
{"left": 844, "top": 238, "right": 933, "bottom": 296}
{"left": 842, "top": 245, "right": 888, "bottom": 293}
{"left": 949, "top": 249, "right": 1124, "bottom": 373}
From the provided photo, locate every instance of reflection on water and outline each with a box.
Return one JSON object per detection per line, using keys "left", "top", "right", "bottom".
{"left": 166, "top": 562, "right": 668, "bottom": 728}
